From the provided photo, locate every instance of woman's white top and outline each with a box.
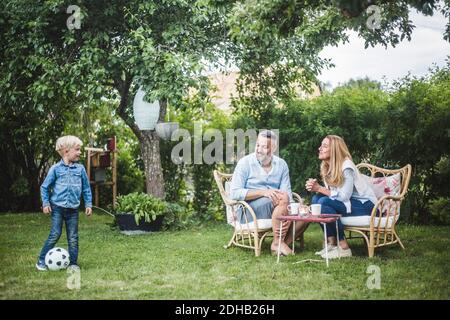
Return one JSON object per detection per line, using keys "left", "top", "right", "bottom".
{"left": 326, "top": 159, "right": 378, "bottom": 213}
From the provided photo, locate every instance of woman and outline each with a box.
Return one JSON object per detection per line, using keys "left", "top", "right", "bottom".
{"left": 305, "top": 135, "right": 377, "bottom": 259}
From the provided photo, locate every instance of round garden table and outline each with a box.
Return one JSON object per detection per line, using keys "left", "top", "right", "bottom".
{"left": 276, "top": 214, "right": 342, "bottom": 267}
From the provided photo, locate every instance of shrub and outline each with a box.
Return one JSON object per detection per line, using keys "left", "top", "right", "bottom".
{"left": 115, "top": 192, "right": 167, "bottom": 225}
{"left": 428, "top": 197, "right": 450, "bottom": 225}
{"left": 162, "top": 202, "right": 194, "bottom": 230}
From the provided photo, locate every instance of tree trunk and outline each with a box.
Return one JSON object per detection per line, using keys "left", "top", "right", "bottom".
{"left": 116, "top": 78, "right": 166, "bottom": 199}
{"left": 138, "top": 130, "right": 165, "bottom": 198}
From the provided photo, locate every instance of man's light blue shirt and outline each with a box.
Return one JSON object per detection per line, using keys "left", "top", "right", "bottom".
{"left": 41, "top": 160, "right": 92, "bottom": 209}
{"left": 230, "top": 153, "right": 293, "bottom": 201}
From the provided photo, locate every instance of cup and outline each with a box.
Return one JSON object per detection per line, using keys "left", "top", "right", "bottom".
{"left": 287, "top": 203, "right": 300, "bottom": 215}
{"left": 310, "top": 204, "right": 321, "bottom": 216}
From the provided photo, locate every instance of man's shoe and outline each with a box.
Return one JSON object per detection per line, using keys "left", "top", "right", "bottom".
{"left": 321, "top": 247, "right": 352, "bottom": 259}
{"left": 314, "top": 244, "right": 337, "bottom": 256}
{"left": 35, "top": 262, "right": 48, "bottom": 271}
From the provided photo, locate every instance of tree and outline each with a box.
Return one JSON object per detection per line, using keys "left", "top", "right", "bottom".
{"left": 224, "top": 0, "right": 450, "bottom": 113}
{"left": 0, "top": 0, "right": 86, "bottom": 210}
{"left": 2, "top": 0, "right": 449, "bottom": 206}
{"left": 1, "top": 0, "right": 232, "bottom": 201}
{"left": 381, "top": 63, "right": 450, "bottom": 223}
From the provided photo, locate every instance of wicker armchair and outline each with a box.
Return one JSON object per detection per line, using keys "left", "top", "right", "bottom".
{"left": 343, "top": 163, "right": 412, "bottom": 258}
{"left": 213, "top": 170, "right": 304, "bottom": 257}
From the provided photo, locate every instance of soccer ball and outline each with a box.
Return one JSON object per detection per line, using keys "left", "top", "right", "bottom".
{"left": 45, "top": 247, "right": 70, "bottom": 271}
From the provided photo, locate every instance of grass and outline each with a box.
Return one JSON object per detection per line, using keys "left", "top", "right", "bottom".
{"left": 0, "top": 212, "right": 449, "bottom": 299}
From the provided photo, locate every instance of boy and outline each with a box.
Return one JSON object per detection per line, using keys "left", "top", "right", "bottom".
{"left": 36, "top": 135, "right": 92, "bottom": 271}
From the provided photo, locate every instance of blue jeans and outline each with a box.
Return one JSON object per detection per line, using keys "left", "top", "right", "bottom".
{"left": 38, "top": 206, "right": 79, "bottom": 265}
{"left": 312, "top": 194, "right": 374, "bottom": 241}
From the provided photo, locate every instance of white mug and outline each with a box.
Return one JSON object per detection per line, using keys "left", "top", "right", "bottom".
{"left": 310, "top": 204, "right": 321, "bottom": 216}
{"left": 287, "top": 203, "right": 300, "bottom": 215}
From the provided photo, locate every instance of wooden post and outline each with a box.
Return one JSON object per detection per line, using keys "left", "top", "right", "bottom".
{"left": 112, "top": 149, "right": 117, "bottom": 208}
{"left": 86, "top": 149, "right": 93, "bottom": 206}
{"left": 95, "top": 185, "right": 99, "bottom": 207}
{"left": 86, "top": 149, "right": 91, "bottom": 183}
{"left": 85, "top": 143, "right": 117, "bottom": 209}
{"left": 86, "top": 147, "right": 103, "bottom": 208}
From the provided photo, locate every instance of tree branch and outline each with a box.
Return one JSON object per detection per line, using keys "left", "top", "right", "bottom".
{"left": 116, "top": 75, "right": 132, "bottom": 121}
{"left": 114, "top": 74, "right": 144, "bottom": 140}
{"left": 158, "top": 99, "right": 167, "bottom": 122}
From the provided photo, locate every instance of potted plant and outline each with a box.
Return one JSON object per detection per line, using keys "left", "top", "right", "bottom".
{"left": 114, "top": 192, "right": 167, "bottom": 232}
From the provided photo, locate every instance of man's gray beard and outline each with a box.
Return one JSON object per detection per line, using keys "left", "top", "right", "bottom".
{"left": 258, "top": 155, "right": 272, "bottom": 166}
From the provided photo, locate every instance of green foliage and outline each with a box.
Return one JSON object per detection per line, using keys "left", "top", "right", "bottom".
{"left": 433, "top": 156, "right": 450, "bottom": 199}
{"left": 0, "top": 0, "right": 106, "bottom": 211}
{"left": 227, "top": 0, "right": 450, "bottom": 48}
{"left": 233, "top": 64, "right": 449, "bottom": 224}
{"left": 115, "top": 192, "right": 167, "bottom": 225}
{"left": 115, "top": 192, "right": 194, "bottom": 229}
{"left": 160, "top": 140, "right": 188, "bottom": 203}
{"left": 0, "top": 103, "right": 67, "bottom": 211}
{"left": 116, "top": 145, "right": 146, "bottom": 196}
{"left": 9, "top": 176, "right": 30, "bottom": 198}
{"left": 162, "top": 202, "right": 194, "bottom": 230}
{"left": 427, "top": 197, "right": 450, "bottom": 225}
{"left": 171, "top": 98, "right": 233, "bottom": 221}
{"left": 380, "top": 63, "right": 450, "bottom": 223}
{"left": 224, "top": 0, "right": 450, "bottom": 111}
{"left": 92, "top": 106, "right": 146, "bottom": 200}
{"left": 2, "top": 0, "right": 449, "bottom": 212}
{"left": 0, "top": 0, "right": 234, "bottom": 204}
{"left": 63, "top": 99, "right": 145, "bottom": 207}
{"left": 1, "top": 0, "right": 449, "bottom": 220}
{"left": 234, "top": 79, "right": 389, "bottom": 200}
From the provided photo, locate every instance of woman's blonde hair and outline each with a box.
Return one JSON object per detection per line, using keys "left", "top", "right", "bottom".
{"left": 55, "top": 135, "right": 83, "bottom": 156}
{"left": 320, "top": 135, "right": 352, "bottom": 187}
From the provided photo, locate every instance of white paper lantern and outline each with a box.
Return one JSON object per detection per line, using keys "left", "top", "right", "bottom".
{"left": 133, "top": 87, "right": 160, "bottom": 130}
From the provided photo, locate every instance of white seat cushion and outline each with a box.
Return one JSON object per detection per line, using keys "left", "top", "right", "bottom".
{"left": 341, "top": 215, "right": 399, "bottom": 228}
{"left": 224, "top": 181, "right": 234, "bottom": 225}
{"left": 233, "top": 219, "right": 272, "bottom": 231}
{"left": 224, "top": 181, "right": 272, "bottom": 231}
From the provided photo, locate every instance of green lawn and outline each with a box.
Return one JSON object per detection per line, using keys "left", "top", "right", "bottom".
{"left": 0, "top": 212, "right": 449, "bottom": 299}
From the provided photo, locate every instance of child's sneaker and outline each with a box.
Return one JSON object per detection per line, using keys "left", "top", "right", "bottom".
{"left": 321, "top": 247, "right": 352, "bottom": 259}
{"left": 35, "top": 262, "right": 48, "bottom": 271}
{"left": 67, "top": 264, "right": 80, "bottom": 272}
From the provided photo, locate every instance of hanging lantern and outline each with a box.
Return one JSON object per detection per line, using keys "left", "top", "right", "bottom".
{"left": 133, "top": 87, "right": 160, "bottom": 130}
{"left": 155, "top": 101, "right": 179, "bottom": 140}
{"left": 155, "top": 122, "right": 179, "bottom": 140}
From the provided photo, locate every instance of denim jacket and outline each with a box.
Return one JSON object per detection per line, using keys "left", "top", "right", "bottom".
{"left": 41, "top": 160, "right": 92, "bottom": 209}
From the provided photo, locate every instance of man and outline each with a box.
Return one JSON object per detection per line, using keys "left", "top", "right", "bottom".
{"left": 229, "top": 130, "right": 306, "bottom": 256}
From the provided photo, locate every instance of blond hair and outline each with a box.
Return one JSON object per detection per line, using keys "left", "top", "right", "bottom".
{"left": 55, "top": 135, "right": 83, "bottom": 157}
{"left": 320, "top": 135, "right": 352, "bottom": 187}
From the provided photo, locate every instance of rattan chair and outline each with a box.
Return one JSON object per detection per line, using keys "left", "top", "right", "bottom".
{"left": 343, "top": 163, "right": 412, "bottom": 257}
{"left": 213, "top": 170, "right": 304, "bottom": 257}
